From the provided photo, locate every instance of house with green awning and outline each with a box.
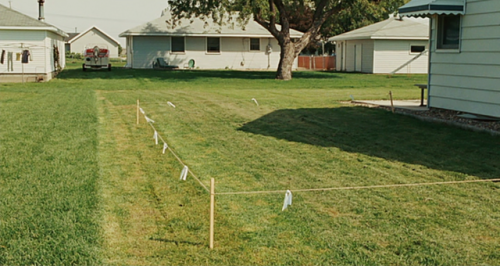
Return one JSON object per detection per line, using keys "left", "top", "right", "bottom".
{"left": 399, "top": 0, "right": 500, "bottom": 118}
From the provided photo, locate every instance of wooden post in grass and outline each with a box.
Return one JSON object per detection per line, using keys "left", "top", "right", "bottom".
{"left": 210, "top": 178, "right": 215, "bottom": 249}
{"left": 389, "top": 91, "right": 395, "bottom": 113}
{"left": 137, "top": 99, "right": 140, "bottom": 124}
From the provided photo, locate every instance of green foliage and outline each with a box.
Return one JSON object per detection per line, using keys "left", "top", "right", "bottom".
{"left": 324, "top": 0, "right": 411, "bottom": 36}
{"left": 65, "top": 52, "right": 82, "bottom": 60}
{"left": 167, "top": 0, "right": 412, "bottom": 79}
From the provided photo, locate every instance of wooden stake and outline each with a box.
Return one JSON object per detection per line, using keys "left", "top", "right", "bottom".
{"left": 210, "top": 178, "right": 215, "bottom": 249}
{"left": 136, "top": 99, "right": 140, "bottom": 125}
{"left": 389, "top": 91, "right": 394, "bottom": 113}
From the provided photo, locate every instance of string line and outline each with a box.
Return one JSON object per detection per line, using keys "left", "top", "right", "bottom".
{"left": 144, "top": 110, "right": 210, "bottom": 193}
{"left": 138, "top": 102, "right": 499, "bottom": 197}
{"left": 215, "top": 178, "right": 500, "bottom": 195}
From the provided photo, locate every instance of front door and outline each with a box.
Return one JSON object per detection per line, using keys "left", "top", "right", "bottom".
{"left": 354, "top": 44, "right": 362, "bottom": 72}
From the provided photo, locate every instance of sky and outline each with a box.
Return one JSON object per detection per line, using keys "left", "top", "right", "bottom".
{"left": 0, "top": 0, "right": 168, "bottom": 46}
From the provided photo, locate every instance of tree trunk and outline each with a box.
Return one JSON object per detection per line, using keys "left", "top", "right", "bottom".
{"left": 276, "top": 41, "right": 296, "bottom": 80}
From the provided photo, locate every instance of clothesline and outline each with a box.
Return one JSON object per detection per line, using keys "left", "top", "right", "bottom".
{"left": 0, "top": 42, "right": 48, "bottom": 49}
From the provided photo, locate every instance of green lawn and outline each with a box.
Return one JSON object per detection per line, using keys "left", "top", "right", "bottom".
{"left": 1, "top": 64, "right": 499, "bottom": 265}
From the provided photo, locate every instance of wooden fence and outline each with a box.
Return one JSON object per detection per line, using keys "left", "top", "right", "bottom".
{"left": 298, "top": 56, "right": 335, "bottom": 71}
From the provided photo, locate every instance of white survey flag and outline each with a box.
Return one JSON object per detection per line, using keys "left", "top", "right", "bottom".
{"left": 167, "top": 101, "right": 176, "bottom": 108}
{"left": 282, "top": 190, "right": 292, "bottom": 211}
{"left": 162, "top": 142, "right": 168, "bottom": 154}
{"left": 145, "top": 116, "right": 155, "bottom": 123}
{"left": 180, "top": 165, "right": 188, "bottom": 181}
{"left": 140, "top": 108, "right": 145, "bottom": 114}
{"left": 251, "top": 98, "right": 259, "bottom": 106}
{"left": 153, "top": 131, "right": 158, "bottom": 145}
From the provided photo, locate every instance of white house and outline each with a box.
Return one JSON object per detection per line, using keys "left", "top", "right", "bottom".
{"left": 0, "top": 3, "right": 67, "bottom": 82}
{"left": 65, "top": 26, "right": 120, "bottom": 58}
{"left": 119, "top": 11, "right": 303, "bottom": 70}
{"left": 329, "top": 16, "right": 429, "bottom": 74}
{"left": 399, "top": 0, "right": 500, "bottom": 118}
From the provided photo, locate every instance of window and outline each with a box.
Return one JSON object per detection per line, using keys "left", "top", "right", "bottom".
{"left": 250, "top": 38, "right": 260, "bottom": 51}
{"left": 207, "top": 37, "right": 220, "bottom": 53}
{"left": 410, "top": 45, "right": 426, "bottom": 54}
{"left": 171, "top": 37, "right": 185, "bottom": 53}
{"left": 437, "top": 15, "right": 461, "bottom": 50}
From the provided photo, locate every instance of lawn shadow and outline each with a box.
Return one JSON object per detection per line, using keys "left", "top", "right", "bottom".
{"left": 57, "top": 66, "right": 342, "bottom": 81}
{"left": 238, "top": 107, "right": 500, "bottom": 179}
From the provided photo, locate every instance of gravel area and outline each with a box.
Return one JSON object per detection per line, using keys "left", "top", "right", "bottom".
{"left": 351, "top": 102, "right": 500, "bottom": 136}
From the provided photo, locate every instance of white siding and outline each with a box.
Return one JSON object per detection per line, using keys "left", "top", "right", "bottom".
{"left": 70, "top": 28, "right": 120, "bottom": 58}
{"left": 428, "top": 0, "right": 500, "bottom": 117}
{"left": 0, "top": 29, "right": 66, "bottom": 82}
{"left": 373, "top": 39, "right": 428, "bottom": 74}
{"left": 0, "top": 30, "right": 48, "bottom": 76}
{"left": 343, "top": 40, "right": 374, "bottom": 73}
{"left": 130, "top": 36, "right": 293, "bottom": 70}
{"left": 47, "top": 31, "right": 66, "bottom": 72}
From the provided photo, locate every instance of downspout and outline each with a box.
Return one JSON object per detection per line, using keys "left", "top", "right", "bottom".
{"left": 427, "top": 15, "right": 434, "bottom": 108}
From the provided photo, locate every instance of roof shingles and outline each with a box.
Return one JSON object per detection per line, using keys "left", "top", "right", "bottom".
{"left": 0, "top": 3, "right": 67, "bottom": 37}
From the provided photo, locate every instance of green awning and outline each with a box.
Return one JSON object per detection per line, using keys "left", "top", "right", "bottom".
{"left": 399, "top": 0, "right": 465, "bottom": 17}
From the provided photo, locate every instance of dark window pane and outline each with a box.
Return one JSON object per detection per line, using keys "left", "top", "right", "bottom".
{"left": 438, "top": 15, "right": 460, "bottom": 49}
{"left": 443, "top": 15, "right": 460, "bottom": 45}
{"left": 250, "top": 38, "right": 260, "bottom": 51}
{"left": 171, "top": 37, "right": 185, "bottom": 52}
{"left": 411, "top": 45, "right": 426, "bottom": 53}
{"left": 207, "top": 37, "right": 220, "bottom": 53}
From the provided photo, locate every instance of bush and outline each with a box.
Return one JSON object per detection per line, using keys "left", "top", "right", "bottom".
{"left": 65, "top": 52, "right": 82, "bottom": 60}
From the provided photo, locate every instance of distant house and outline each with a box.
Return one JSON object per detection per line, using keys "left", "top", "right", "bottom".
{"left": 0, "top": 4, "right": 67, "bottom": 82}
{"left": 399, "top": 0, "right": 500, "bottom": 118}
{"left": 328, "top": 16, "right": 429, "bottom": 74}
{"left": 119, "top": 11, "right": 303, "bottom": 70}
{"left": 65, "top": 26, "right": 120, "bottom": 58}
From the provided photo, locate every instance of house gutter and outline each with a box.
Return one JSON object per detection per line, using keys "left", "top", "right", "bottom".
{"left": 119, "top": 33, "right": 302, "bottom": 38}
{"left": 0, "top": 26, "right": 68, "bottom": 37}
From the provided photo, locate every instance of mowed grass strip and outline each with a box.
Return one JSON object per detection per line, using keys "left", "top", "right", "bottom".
{"left": 92, "top": 68, "right": 499, "bottom": 265}
{"left": 0, "top": 84, "right": 101, "bottom": 264}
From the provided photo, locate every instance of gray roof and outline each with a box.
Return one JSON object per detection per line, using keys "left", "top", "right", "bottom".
{"left": 0, "top": 3, "right": 67, "bottom": 37}
{"left": 328, "top": 17, "right": 429, "bottom": 41}
{"left": 64, "top": 33, "right": 80, "bottom": 42}
{"left": 67, "top": 26, "right": 120, "bottom": 45}
{"left": 120, "top": 11, "right": 303, "bottom": 38}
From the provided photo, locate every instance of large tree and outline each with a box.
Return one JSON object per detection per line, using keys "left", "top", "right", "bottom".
{"left": 167, "top": 0, "right": 407, "bottom": 80}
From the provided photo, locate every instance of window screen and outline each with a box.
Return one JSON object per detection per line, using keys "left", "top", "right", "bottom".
{"left": 411, "top": 45, "right": 426, "bottom": 53}
{"left": 250, "top": 38, "right": 260, "bottom": 51}
{"left": 438, "top": 15, "right": 461, "bottom": 49}
{"left": 171, "top": 37, "right": 185, "bottom": 53}
{"left": 207, "top": 37, "right": 220, "bottom": 53}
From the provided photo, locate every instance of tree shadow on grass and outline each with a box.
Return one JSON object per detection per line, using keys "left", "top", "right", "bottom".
{"left": 57, "top": 67, "right": 342, "bottom": 81}
{"left": 238, "top": 107, "right": 500, "bottom": 180}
